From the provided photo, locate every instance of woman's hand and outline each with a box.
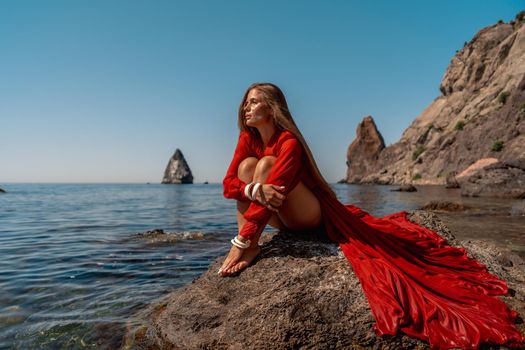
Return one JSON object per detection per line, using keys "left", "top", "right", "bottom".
{"left": 255, "top": 184, "right": 286, "bottom": 212}
{"left": 218, "top": 244, "right": 244, "bottom": 276}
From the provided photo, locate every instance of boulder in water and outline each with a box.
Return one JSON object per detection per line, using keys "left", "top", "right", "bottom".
{"left": 390, "top": 184, "right": 417, "bottom": 192}
{"left": 460, "top": 159, "right": 525, "bottom": 198}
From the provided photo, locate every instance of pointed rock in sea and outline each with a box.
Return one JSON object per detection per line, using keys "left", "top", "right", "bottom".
{"left": 345, "top": 115, "right": 385, "bottom": 183}
{"left": 161, "top": 149, "right": 194, "bottom": 184}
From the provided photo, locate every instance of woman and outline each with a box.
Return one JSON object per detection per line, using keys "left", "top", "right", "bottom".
{"left": 220, "top": 82, "right": 524, "bottom": 349}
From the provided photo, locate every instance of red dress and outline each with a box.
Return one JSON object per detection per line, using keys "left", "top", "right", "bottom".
{"left": 223, "top": 129, "right": 524, "bottom": 350}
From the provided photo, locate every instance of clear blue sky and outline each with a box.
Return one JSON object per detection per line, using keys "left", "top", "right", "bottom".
{"left": 1, "top": 1, "right": 523, "bottom": 183}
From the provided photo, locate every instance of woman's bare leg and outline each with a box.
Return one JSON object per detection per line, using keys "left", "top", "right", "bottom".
{"left": 220, "top": 156, "right": 288, "bottom": 277}
{"left": 221, "top": 157, "right": 265, "bottom": 277}
{"left": 227, "top": 155, "right": 322, "bottom": 275}
{"left": 236, "top": 157, "right": 286, "bottom": 236}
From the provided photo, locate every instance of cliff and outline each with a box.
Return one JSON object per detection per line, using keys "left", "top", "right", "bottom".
{"left": 345, "top": 13, "right": 525, "bottom": 193}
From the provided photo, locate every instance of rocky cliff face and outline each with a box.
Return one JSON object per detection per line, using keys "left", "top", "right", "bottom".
{"left": 161, "top": 149, "right": 193, "bottom": 184}
{"left": 125, "top": 211, "right": 525, "bottom": 349}
{"left": 346, "top": 13, "right": 525, "bottom": 189}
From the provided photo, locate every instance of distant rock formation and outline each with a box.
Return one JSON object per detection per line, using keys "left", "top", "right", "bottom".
{"left": 0, "top": 188, "right": 5, "bottom": 193}
{"left": 344, "top": 12, "right": 525, "bottom": 193}
{"left": 125, "top": 211, "right": 525, "bottom": 349}
{"left": 345, "top": 116, "right": 385, "bottom": 183}
{"left": 161, "top": 149, "right": 193, "bottom": 184}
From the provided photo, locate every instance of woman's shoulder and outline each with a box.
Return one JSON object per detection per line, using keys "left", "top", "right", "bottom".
{"left": 277, "top": 129, "right": 299, "bottom": 143}
{"left": 275, "top": 130, "right": 303, "bottom": 156}
{"left": 239, "top": 129, "right": 298, "bottom": 148}
{"left": 238, "top": 130, "right": 259, "bottom": 150}
{"left": 239, "top": 130, "right": 253, "bottom": 143}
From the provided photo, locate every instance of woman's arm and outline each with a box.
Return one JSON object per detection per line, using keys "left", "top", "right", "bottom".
{"left": 239, "top": 134, "right": 304, "bottom": 240}
{"left": 223, "top": 132, "right": 253, "bottom": 201}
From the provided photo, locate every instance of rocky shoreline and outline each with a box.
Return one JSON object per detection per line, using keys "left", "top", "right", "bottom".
{"left": 124, "top": 211, "right": 525, "bottom": 350}
{"left": 343, "top": 12, "right": 525, "bottom": 199}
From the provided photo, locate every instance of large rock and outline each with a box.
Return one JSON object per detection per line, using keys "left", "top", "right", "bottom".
{"left": 420, "top": 200, "right": 471, "bottom": 212}
{"left": 161, "top": 149, "right": 193, "bottom": 184}
{"left": 125, "top": 211, "right": 525, "bottom": 349}
{"left": 460, "top": 159, "right": 525, "bottom": 198}
{"left": 345, "top": 116, "right": 385, "bottom": 183}
{"left": 345, "top": 13, "right": 525, "bottom": 191}
{"left": 456, "top": 157, "right": 499, "bottom": 180}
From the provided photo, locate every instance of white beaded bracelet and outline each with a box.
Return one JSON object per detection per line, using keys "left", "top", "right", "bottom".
{"left": 231, "top": 236, "right": 251, "bottom": 249}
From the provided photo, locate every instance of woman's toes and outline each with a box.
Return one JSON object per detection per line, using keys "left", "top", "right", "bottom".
{"left": 221, "top": 265, "right": 233, "bottom": 276}
{"left": 219, "top": 247, "right": 260, "bottom": 277}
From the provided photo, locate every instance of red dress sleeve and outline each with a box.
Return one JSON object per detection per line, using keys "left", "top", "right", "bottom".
{"left": 238, "top": 134, "right": 304, "bottom": 240}
{"left": 223, "top": 132, "right": 254, "bottom": 202}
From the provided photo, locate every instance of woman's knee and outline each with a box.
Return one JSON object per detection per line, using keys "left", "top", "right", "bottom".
{"left": 254, "top": 156, "right": 276, "bottom": 174}
{"left": 237, "top": 157, "right": 258, "bottom": 182}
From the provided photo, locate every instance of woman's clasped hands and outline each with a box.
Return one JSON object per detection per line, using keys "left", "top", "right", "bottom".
{"left": 254, "top": 184, "right": 286, "bottom": 212}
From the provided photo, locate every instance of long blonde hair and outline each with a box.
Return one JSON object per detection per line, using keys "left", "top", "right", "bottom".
{"left": 237, "top": 82, "right": 336, "bottom": 198}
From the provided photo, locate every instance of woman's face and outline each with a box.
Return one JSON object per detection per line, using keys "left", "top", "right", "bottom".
{"left": 243, "top": 89, "right": 273, "bottom": 128}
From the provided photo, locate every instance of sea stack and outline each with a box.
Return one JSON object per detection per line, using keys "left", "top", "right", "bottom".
{"left": 345, "top": 116, "right": 385, "bottom": 183}
{"left": 162, "top": 149, "right": 194, "bottom": 184}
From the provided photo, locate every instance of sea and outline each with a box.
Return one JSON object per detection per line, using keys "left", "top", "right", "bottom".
{"left": 1, "top": 183, "right": 524, "bottom": 349}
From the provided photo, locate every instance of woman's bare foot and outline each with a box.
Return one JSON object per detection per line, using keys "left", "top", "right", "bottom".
{"left": 222, "top": 246, "right": 261, "bottom": 276}
{"left": 218, "top": 245, "right": 244, "bottom": 277}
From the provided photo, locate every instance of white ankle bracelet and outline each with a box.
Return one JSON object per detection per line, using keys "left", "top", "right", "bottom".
{"left": 231, "top": 236, "right": 250, "bottom": 249}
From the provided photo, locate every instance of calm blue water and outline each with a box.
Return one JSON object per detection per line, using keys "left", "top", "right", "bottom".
{"left": 1, "top": 183, "right": 523, "bottom": 349}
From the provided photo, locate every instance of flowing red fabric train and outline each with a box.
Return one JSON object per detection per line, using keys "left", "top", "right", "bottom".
{"left": 223, "top": 129, "right": 525, "bottom": 349}
{"left": 315, "top": 191, "right": 524, "bottom": 349}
